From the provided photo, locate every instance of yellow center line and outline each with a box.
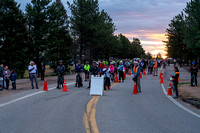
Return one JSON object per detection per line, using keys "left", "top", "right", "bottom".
{"left": 84, "top": 82, "right": 118, "bottom": 133}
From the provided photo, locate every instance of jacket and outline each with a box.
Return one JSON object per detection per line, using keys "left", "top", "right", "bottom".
{"left": 173, "top": 72, "right": 180, "bottom": 83}
{"left": 57, "top": 65, "right": 65, "bottom": 75}
{"left": 10, "top": 72, "right": 17, "bottom": 81}
{"left": 4, "top": 69, "right": 11, "bottom": 79}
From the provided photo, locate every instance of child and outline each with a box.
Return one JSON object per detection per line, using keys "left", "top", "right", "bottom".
{"left": 10, "top": 69, "right": 17, "bottom": 90}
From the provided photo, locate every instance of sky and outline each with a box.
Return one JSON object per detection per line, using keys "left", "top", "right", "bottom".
{"left": 17, "top": 0, "right": 189, "bottom": 58}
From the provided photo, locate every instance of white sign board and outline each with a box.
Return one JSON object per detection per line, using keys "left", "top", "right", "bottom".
{"left": 90, "top": 75, "right": 104, "bottom": 96}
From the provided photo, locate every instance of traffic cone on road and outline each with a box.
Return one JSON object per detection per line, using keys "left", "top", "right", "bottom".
{"left": 129, "top": 69, "right": 131, "bottom": 75}
{"left": 62, "top": 79, "right": 68, "bottom": 92}
{"left": 160, "top": 73, "right": 164, "bottom": 84}
{"left": 133, "top": 82, "right": 138, "bottom": 94}
{"left": 143, "top": 69, "right": 146, "bottom": 75}
{"left": 43, "top": 79, "right": 48, "bottom": 91}
{"left": 140, "top": 72, "right": 142, "bottom": 79}
{"left": 159, "top": 69, "right": 163, "bottom": 79}
{"left": 167, "top": 83, "right": 172, "bottom": 95}
{"left": 115, "top": 75, "right": 119, "bottom": 83}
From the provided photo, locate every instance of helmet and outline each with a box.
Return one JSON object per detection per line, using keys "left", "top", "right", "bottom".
{"left": 59, "top": 60, "right": 63, "bottom": 63}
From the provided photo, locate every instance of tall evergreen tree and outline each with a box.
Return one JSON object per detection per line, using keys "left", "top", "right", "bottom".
{"left": 46, "top": 0, "right": 72, "bottom": 70}
{"left": 25, "top": 0, "right": 52, "bottom": 66}
{"left": 0, "top": 0, "right": 29, "bottom": 78}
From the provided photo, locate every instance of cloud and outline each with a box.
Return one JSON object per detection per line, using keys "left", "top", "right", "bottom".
{"left": 16, "top": 0, "right": 189, "bottom": 57}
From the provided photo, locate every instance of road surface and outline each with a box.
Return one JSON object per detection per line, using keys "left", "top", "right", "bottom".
{"left": 0, "top": 71, "right": 200, "bottom": 133}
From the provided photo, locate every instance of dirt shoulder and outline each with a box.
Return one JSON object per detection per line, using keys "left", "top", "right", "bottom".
{"left": 0, "top": 74, "right": 76, "bottom": 98}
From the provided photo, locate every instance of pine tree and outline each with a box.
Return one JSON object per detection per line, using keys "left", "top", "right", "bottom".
{"left": 46, "top": 0, "right": 72, "bottom": 70}
{"left": 0, "top": 0, "right": 29, "bottom": 78}
{"left": 25, "top": 0, "right": 52, "bottom": 66}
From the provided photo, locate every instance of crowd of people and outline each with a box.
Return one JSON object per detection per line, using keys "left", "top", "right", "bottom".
{"left": 74, "top": 59, "right": 167, "bottom": 92}
{"left": 0, "top": 64, "right": 17, "bottom": 91}
{"left": 0, "top": 58, "right": 198, "bottom": 98}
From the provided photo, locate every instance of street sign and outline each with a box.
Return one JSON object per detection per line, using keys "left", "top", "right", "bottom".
{"left": 90, "top": 75, "right": 104, "bottom": 96}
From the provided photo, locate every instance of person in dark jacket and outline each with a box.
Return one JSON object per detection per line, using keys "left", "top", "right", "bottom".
{"left": 190, "top": 62, "right": 198, "bottom": 87}
{"left": 88, "top": 62, "right": 99, "bottom": 89}
{"left": 40, "top": 62, "right": 45, "bottom": 80}
{"left": 172, "top": 66, "right": 180, "bottom": 98}
{"left": 10, "top": 69, "right": 17, "bottom": 90}
{"left": 75, "top": 60, "right": 84, "bottom": 87}
{"left": 56, "top": 60, "right": 65, "bottom": 89}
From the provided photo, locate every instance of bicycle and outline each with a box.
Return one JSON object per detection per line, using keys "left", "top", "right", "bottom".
{"left": 57, "top": 74, "right": 64, "bottom": 89}
{"left": 75, "top": 72, "right": 83, "bottom": 87}
{"left": 191, "top": 73, "right": 196, "bottom": 86}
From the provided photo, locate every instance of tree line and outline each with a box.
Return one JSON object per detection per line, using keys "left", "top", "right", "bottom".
{"left": 0, "top": 0, "right": 146, "bottom": 78}
{"left": 164, "top": 0, "right": 200, "bottom": 64}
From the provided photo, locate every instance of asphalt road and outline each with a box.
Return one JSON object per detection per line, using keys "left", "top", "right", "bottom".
{"left": 0, "top": 72, "right": 200, "bottom": 133}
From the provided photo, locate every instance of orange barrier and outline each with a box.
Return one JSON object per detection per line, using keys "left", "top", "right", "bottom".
{"left": 143, "top": 69, "right": 146, "bottom": 75}
{"left": 129, "top": 69, "right": 131, "bottom": 75}
{"left": 140, "top": 72, "right": 142, "bottom": 79}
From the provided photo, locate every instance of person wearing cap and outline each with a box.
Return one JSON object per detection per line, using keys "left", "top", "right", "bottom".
{"left": 118, "top": 61, "right": 124, "bottom": 82}
{"left": 56, "top": 60, "right": 66, "bottom": 89}
{"left": 75, "top": 60, "right": 83, "bottom": 87}
{"left": 28, "top": 61, "right": 39, "bottom": 89}
{"left": 84, "top": 61, "right": 90, "bottom": 81}
{"left": 190, "top": 62, "right": 198, "bottom": 87}
{"left": 88, "top": 62, "right": 99, "bottom": 89}
{"left": 132, "top": 61, "right": 141, "bottom": 93}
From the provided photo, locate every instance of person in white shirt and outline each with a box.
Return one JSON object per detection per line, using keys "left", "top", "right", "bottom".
{"left": 28, "top": 61, "right": 39, "bottom": 89}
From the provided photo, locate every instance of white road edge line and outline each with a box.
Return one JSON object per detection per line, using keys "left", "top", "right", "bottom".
{"left": 161, "top": 84, "right": 200, "bottom": 118}
{"left": 0, "top": 82, "right": 76, "bottom": 108}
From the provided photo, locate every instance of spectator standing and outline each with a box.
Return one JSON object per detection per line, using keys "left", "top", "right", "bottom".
{"left": 10, "top": 69, "right": 17, "bottom": 90}
{"left": 0, "top": 64, "right": 4, "bottom": 91}
{"left": 190, "top": 62, "right": 198, "bottom": 87}
{"left": 40, "top": 62, "right": 45, "bottom": 80}
{"left": 28, "top": 61, "right": 39, "bottom": 89}
{"left": 4, "top": 66, "right": 11, "bottom": 90}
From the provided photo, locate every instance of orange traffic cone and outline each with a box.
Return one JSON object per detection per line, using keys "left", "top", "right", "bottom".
{"left": 115, "top": 75, "right": 119, "bottom": 83}
{"left": 43, "top": 79, "right": 48, "bottom": 91}
{"left": 133, "top": 82, "right": 138, "bottom": 94}
{"left": 167, "top": 83, "right": 172, "bottom": 95}
{"left": 160, "top": 73, "right": 164, "bottom": 84}
{"left": 129, "top": 69, "right": 131, "bottom": 75}
{"left": 62, "top": 79, "right": 68, "bottom": 92}
{"left": 140, "top": 72, "right": 142, "bottom": 79}
{"left": 143, "top": 69, "right": 146, "bottom": 75}
{"left": 159, "top": 69, "right": 163, "bottom": 79}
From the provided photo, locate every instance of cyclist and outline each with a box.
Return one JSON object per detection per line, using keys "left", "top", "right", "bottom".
{"left": 75, "top": 60, "right": 84, "bottom": 87}
{"left": 190, "top": 62, "right": 198, "bottom": 87}
{"left": 84, "top": 61, "right": 90, "bottom": 81}
{"left": 56, "top": 60, "right": 65, "bottom": 89}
